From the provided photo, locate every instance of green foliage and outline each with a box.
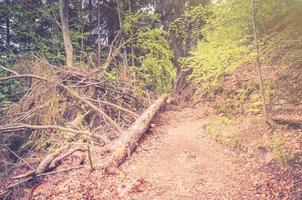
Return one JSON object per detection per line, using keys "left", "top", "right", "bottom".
{"left": 216, "top": 83, "right": 274, "bottom": 115}
{"left": 124, "top": 13, "right": 176, "bottom": 93}
{"left": 180, "top": 0, "right": 300, "bottom": 94}
{"left": 123, "top": 12, "right": 160, "bottom": 34}
{"left": 203, "top": 116, "right": 238, "bottom": 146}
{"left": 0, "top": 54, "right": 18, "bottom": 114}
{"left": 0, "top": 92, "right": 11, "bottom": 113}
{"left": 181, "top": 0, "right": 253, "bottom": 93}
{"left": 269, "top": 137, "right": 296, "bottom": 165}
{"left": 104, "top": 71, "right": 118, "bottom": 81}
{"left": 169, "top": 5, "right": 207, "bottom": 52}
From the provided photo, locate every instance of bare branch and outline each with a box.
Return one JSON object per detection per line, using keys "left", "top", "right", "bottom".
{"left": 0, "top": 65, "right": 19, "bottom": 75}
{"left": 0, "top": 124, "right": 90, "bottom": 135}
{"left": 60, "top": 84, "right": 123, "bottom": 133}
{"left": 0, "top": 74, "right": 47, "bottom": 82}
{"left": 86, "top": 97, "right": 139, "bottom": 118}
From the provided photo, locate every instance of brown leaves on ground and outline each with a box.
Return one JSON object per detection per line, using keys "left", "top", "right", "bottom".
{"left": 16, "top": 105, "right": 301, "bottom": 200}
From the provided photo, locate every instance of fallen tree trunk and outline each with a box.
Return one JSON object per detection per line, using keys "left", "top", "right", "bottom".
{"left": 105, "top": 94, "right": 168, "bottom": 174}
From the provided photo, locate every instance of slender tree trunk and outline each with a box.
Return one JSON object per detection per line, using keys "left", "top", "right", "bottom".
{"left": 80, "top": 0, "right": 84, "bottom": 64}
{"left": 5, "top": 0, "right": 10, "bottom": 47}
{"left": 117, "top": 0, "right": 128, "bottom": 80}
{"left": 252, "top": 0, "right": 274, "bottom": 126}
{"left": 128, "top": 0, "right": 135, "bottom": 67}
{"left": 59, "top": 0, "right": 74, "bottom": 68}
{"left": 88, "top": 0, "right": 93, "bottom": 22}
{"left": 6, "top": 16, "right": 10, "bottom": 47}
{"left": 97, "top": 0, "right": 101, "bottom": 67}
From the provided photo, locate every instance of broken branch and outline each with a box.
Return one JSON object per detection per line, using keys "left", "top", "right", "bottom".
{"left": 0, "top": 124, "right": 90, "bottom": 135}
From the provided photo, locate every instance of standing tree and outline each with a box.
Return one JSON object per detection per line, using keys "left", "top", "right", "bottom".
{"left": 251, "top": 0, "right": 275, "bottom": 127}
{"left": 5, "top": 0, "right": 10, "bottom": 47}
{"left": 97, "top": 0, "right": 101, "bottom": 67}
{"left": 59, "top": 0, "right": 74, "bottom": 68}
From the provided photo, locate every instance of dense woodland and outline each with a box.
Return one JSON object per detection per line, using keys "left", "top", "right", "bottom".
{"left": 0, "top": 0, "right": 302, "bottom": 199}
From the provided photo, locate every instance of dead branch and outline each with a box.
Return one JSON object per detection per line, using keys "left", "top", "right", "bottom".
{"left": 0, "top": 64, "right": 19, "bottom": 75}
{"left": 6, "top": 177, "right": 34, "bottom": 190}
{"left": 2, "top": 166, "right": 84, "bottom": 196}
{"left": 48, "top": 147, "right": 85, "bottom": 169}
{"left": 6, "top": 147, "right": 34, "bottom": 171}
{"left": 36, "top": 146, "right": 68, "bottom": 174}
{"left": 36, "top": 165, "right": 84, "bottom": 178}
{"left": 12, "top": 146, "right": 84, "bottom": 181}
{"left": 0, "top": 73, "right": 124, "bottom": 133}
{"left": 86, "top": 142, "right": 94, "bottom": 171}
{"left": 0, "top": 74, "right": 47, "bottom": 82}
{"left": 87, "top": 97, "right": 139, "bottom": 118}
{"left": 59, "top": 84, "right": 123, "bottom": 133}
{"left": 10, "top": 101, "right": 50, "bottom": 125}
{"left": 273, "top": 118, "right": 302, "bottom": 129}
{"left": 0, "top": 59, "right": 148, "bottom": 190}
{"left": 12, "top": 146, "right": 68, "bottom": 181}
{"left": 12, "top": 146, "right": 67, "bottom": 181}
{"left": 0, "top": 124, "right": 90, "bottom": 135}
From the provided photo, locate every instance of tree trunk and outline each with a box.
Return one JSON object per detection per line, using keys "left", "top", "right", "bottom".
{"left": 128, "top": 0, "right": 135, "bottom": 67}
{"left": 97, "top": 0, "right": 101, "bottom": 67}
{"left": 5, "top": 0, "right": 10, "bottom": 47}
{"left": 117, "top": 0, "right": 128, "bottom": 80}
{"left": 251, "top": 0, "right": 275, "bottom": 127}
{"left": 105, "top": 94, "right": 168, "bottom": 174}
{"left": 59, "top": 0, "right": 74, "bottom": 68}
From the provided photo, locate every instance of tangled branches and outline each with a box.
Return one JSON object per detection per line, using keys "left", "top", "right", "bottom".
{"left": 0, "top": 58, "right": 147, "bottom": 196}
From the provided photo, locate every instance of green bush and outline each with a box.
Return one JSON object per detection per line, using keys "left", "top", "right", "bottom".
{"left": 124, "top": 13, "right": 176, "bottom": 93}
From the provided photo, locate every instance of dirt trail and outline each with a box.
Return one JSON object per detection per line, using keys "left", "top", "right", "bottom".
{"left": 114, "top": 107, "right": 258, "bottom": 200}
{"left": 33, "top": 107, "right": 262, "bottom": 200}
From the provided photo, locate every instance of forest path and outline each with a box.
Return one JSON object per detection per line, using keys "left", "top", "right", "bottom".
{"left": 114, "top": 106, "right": 258, "bottom": 200}
{"left": 33, "top": 106, "right": 261, "bottom": 200}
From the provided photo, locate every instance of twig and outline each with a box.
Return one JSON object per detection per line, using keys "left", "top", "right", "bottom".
{"left": 6, "top": 177, "right": 33, "bottom": 190}
{"left": 0, "top": 65, "right": 19, "bottom": 75}
{"left": 3, "top": 166, "right": 84, "bottom": 195}
{"left": 12, "top": 146, "right": 68, "bottom": 181}
{"left": 48, "top": 147, "right": 85, "bottom": 169}
{"left": 86, "top": 142, "right": 94, "bottom": 172}
{"left": 36, "top": 165, "right": 84, "bottom": 178}
{"left": 10, "top": 101, "right": 50, "bottom": 125}
{"left": 6, "top": 146, "right": 34, "bottom": 171}
{"left": 87, "top": 97, "right": 139, "bottom": 118}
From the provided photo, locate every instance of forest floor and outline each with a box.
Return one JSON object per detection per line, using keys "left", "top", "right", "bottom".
{"left": 26, "top": 103, "right": 302, "bottom": 200}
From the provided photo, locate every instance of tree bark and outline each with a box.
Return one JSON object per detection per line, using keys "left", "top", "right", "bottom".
{"left": 59, "top": 0, "right": 74, "bottom": 68}
{"left": 97, "top": 0, "right": 101, "bottom": 67}
{"left": 116, "top": 0, "right": 128, "bottom": 80}
{"left": 252, "top": 0, "right": 273, "bottom": 126}
{"left": 6, "top": 14, "right": 10, "bottom": 47}
{"left": 128, "top": 0, "right": 135, "bottom": 67}
{"left": 105, "top": 94, "right": 168, "bottom": 174}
